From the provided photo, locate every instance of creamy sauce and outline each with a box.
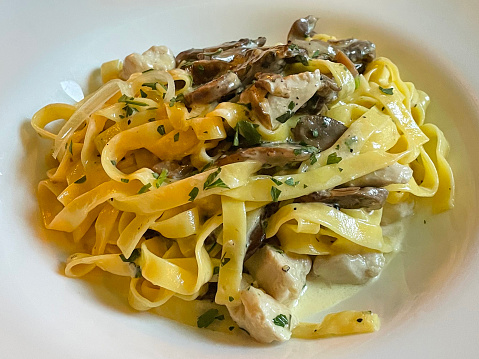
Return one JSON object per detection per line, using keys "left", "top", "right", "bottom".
{"left": 292, "top": 212, "right": 411, "bottom": 321}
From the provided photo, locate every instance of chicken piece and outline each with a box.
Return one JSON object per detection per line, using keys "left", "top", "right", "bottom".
{"left": 344, "top": 162, "right": 413, "bottom": 187}
{"left": 245, "top": 245, "right": 311, "bottom": 306}
{"left": 313, "top": 253, "right": 385, "bottom": 285}
{"left": 120, "top": 46, "right": 176, "bottom": 80}
{"left": 296, "top": 187, "right": 389, "bottom": 211}
{"left": 227, "top": 285, "right": 298, "bottom": 343}
{"left": 239, "top": 70, "right": 323, "bottom": 130}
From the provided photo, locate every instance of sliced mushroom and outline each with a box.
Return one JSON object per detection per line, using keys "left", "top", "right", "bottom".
{"left": 287, "top": 16, "right": 376, "bottom": 74}
{"left": 176, "top": 37, "right": 267, "bottom": 66}
{"left": 343, "top": 163, "right": 413, "bottom": 187}
{"left": 291, "top": 115, "right": 347, "bottom": 150}
{"left": 184, "top": 71, "right": 242, "bottom": 105}
{"left": 151, "top": 160, "right": 195, "bottom": 181}
{"left": 239, "top": 70, "right": 323, "bottom": 130}
{"left": 216, "top": 143, "right": 314, "bottom": 168}
{"left": 297, "top": 74, "right": 340, "bottom": 115}
{"left": 296, "top": 187, "right": 389, "bottom": 210}
{"left": 244, "top": 202, "right": 281, "bottom": 261}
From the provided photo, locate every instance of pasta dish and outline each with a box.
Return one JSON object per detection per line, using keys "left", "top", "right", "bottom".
{"left": 31, "top": 16, "right": 454, "bottom": 343}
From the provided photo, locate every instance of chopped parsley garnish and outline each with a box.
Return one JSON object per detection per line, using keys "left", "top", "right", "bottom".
{"left": 272, "top": 314, "right": 289, "bottom": 327}
{"left": 284, "top": 177, "right": 299, "bottom": 186}
{"left": 379, "top": 86, "right": 394, "bottom": 95}
{"left": 233, "top": 120, "right": 261, "bottom": 146}
{"left": 137, "top": 183, "right": 152, "bottom": 194}
{"left": 118, "top": 94, "right": 148, "bottom": 107}
{"left": 68, "top": 141, "right": 73, "bottom": 155}
{"left": 197, "top": 309, "right": 224, "bottom": 328}
{"left": 311, "top": 129, "right": 319, "bottom": 138}
{"left": 355, "top": 76, "right": 361, "bottom": 90}
{"left": 310, "top": 153, "right": 318, "bottom": 165}
{"left": 288, "top": 43, "right": 300, "bottom": 51}
{"left": 200, "top": 162, "right": 213, "bottom": 173}
{"left": 213, "top": 266, "right": 219, "bottom": 275}
{"left": 121, "top": 178, "right": 129, "bottom": 183}
{"left": 173, "top": 132, "right": 180, "bottom": 142}
{"left": 74, "top": 175, "right": 87, "bottom": 184}
{"left": 311, "top": 49, "right": 320, "bottom": 58}
{"left": 188, "top": 187, "right": 199, "bottom": 201}
{"left": 140, "top": 89, "right": 148, "bottom": 98}
{"left": 153, "top": 169, "right": 168, "bottom": 188}
{"left": 326, "top": 152, "right": 342, "bottom": 165}
{"left": 288, "top": 101, "right": 295, "bottom": 111}
{"left": 203, "top": 168, "right": 229, "bottom": 190}
{"left": 270, "top": 178, "right": 283, "bottom": 186}
{"left": 142, "top": 82, "right": 159, "bottom": 90}
{"left": 157, "top": 125, "right": 166, "bottom": 135}
{"left": 295, "top": 54, "right": 309, "bottom": 66}
{"left": 228, "top": 296, "right": 234, "bottom": 302}
{"left": 197, "top": 64, "right": 205, "bottom": 71}
{"left": 111, "top": 160, "right": 117, "bottom": 166}
{"left": 220, "top": 252, "right": 230, "bottom": 266}
{"left": 270, "top": 186, "right": 282, "bottom": 202}
{"left": 169, "top": 93, "right": 185, "bottom": 107}
{"left": 276, "top": 111, "right": 293, "bottom": 123}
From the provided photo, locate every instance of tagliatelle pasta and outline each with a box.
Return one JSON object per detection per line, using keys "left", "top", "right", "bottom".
{"left": 32, "top": 16, "right": 454, "bottom": 343}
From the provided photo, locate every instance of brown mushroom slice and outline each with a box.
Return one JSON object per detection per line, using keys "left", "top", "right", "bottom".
{"left": 175, "top": 37, "right": 267, "bottom": 66}
{"left": 239, "top": 70, "right": 323, "bottom": 130}
{"left": 297, "top": 75, "right": 341, "bottom": 115}
{"left": 296, "top": 187, "right": 389, "bottom": 211}
{"left": 184, "top": 71, "right": 242, "bottom": 105}
{"left": 287, "top": 16, "right": 376, "bottom": 74}
{"left": 343, "top": 163, "right": 413, "bottom": 187}
{"left": 187, "top": 60, "right": 234, "bottom": 85}
{"left": 291, "top": 115, "right": 347, "bottom": 150}
{"left": 216, "top": 144, "right": 313, "bottom": 168}
{"left": 151, "top": 160, "right": 195, "bottom": 181}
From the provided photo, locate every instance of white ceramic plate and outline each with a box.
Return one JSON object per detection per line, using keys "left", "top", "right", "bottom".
{"left": 1, "top": 0, "right": 478, "bottom": 358}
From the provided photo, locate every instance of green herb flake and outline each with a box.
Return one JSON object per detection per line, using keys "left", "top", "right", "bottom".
{"left": 169, "top": 93, "right": 185, "bottom": 107}
{"left": 288, "top": 101, "right": 295, "bottom": 111}
{"left": 154, "top": 169, "right": 168, "bottom": 188}
{"left": 311, "top": 129, "right": 319, "bottom": 138}
{"left": 197, "top": 309, "right": 219, "bottom": 328}
{"left": 198, "top": 64, "right": 205, "bottom": 71}
{"left": 272, "top": 314, "right": 289, "bottom": 328}
{"left": 74, "top": 175, "right": 87, "bottom": 184}
{"left": 234, "top": 120, "right": 261, "bottom": 146}
{"left": 228, "top": 296, "right": 234, "bottom": 302}
{"left": 379, "top": 86, "right": 394, "bottom": 95}
{"left": 326, "top": 152, "right": 342, "bottom": 165}
{"left": 121, "top": 178, "right": 129, "bottom": 183}
{"left": 311, "top": 49, "right": 320, "bottom": 58}
{"left": 204, "top": 168, "right": 229, "bottom": 190}
{"left": 310, "top": 153, "right": 318, "bottom": 165}
{"left": 111, "top": 160, "right": 117, "bottom": 166}
{"left": 142, "top": 82, "right": 158, "bottom": 90}
{"left": 118, "top": 94, "right": 148, "bottom": 107}
{"left": 220, "top": 252, "right": 231, "bottom": 267}
{"left": 271, "top": 178, "right": 283, "bottom": 186}
{"left": 137, "top": 183, "right": 152, "bottom": 194}
{"left": 339, "top": 167, "right": 343, "bottom": 172}
{"left": 140, "top": 89, "right": 148, "bottom": 98}
{"left": 303, "top": 184, "right": 308, "bottom": 189}
{"left": 276, "top": 111, "right": 293, "bottom": 123}
{"left": 68, "top": 141, "right": 73, "bottom": 155}
{"left": 229, "top": 326, "right": 234, "bottom": 331}
{"left": 173, "top": 132, "right": 180, "bottom": 142}
{"left": 188, "top": 187, "right": 199, "bottom": 201}
{"left": 271, "top": 186, "right": 282, "bottom": 202}
{"left": 284, "top": 178, "right": 299, "bottom": 186}
{"left": 213, "top": 266, "right": 219, "bottom": 275}
{"left": 354, "top": 76, "right": 361, "bottom": 90}
{"left": 157, "top": 124, "right": 166, "bottom": 135}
